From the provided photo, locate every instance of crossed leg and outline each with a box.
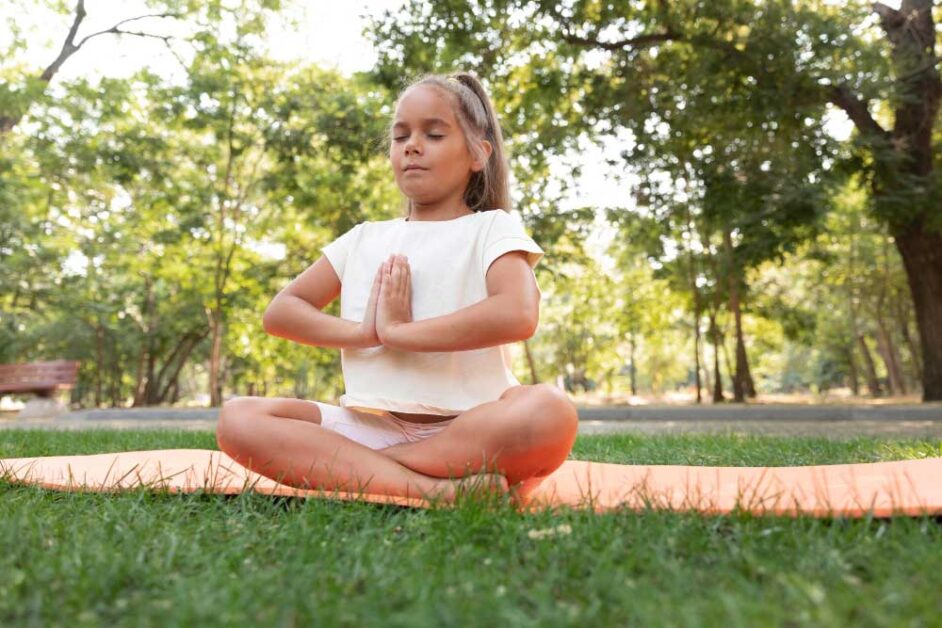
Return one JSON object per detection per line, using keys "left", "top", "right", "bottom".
{"left": 215, "top": 383, "right": 579, "bottom": 502}
{"left": 215, "top": 397, "right": 490, "bottom": 501}
{"left": 378, "top": 384, "right": 579, "bottom": 492}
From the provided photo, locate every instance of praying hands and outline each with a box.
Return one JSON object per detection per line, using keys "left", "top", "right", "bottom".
{"left": 360, "top": 254, "right": 413, "bottom": 347}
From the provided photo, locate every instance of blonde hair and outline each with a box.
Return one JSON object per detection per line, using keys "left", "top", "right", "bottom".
{"left": 390, "top": 72, "right": 511, "bottom": 216}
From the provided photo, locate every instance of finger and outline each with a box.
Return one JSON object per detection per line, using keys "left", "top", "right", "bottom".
{"left": 392, "top": 268, "right": 404, "bottom": 296}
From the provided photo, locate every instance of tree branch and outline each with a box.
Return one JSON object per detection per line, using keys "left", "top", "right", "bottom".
{"left": 561, "top": 28, "right": 680, "bottom": 51}
{"left": 74, "top": 12, "right": 181, "bottom": 48}
{"left": 828, "top": 84, "right": 889, "bottom": 139}
{"left": 558, "top": 18, "right": 747, "bottom": 63}
{"left": 39, "top": 5, "right": 181, "bottom": 83}
{"left": 872, "top": 2, "right": 905, "bottom": 31}
{"left": 556, "top": 9, "right": 894, "bottom": 146}
{"left": 39, "top": 0, "right": 87, "bottom": 81}
{"left": 3, "top": 2, "right": 186, "bottom": 132}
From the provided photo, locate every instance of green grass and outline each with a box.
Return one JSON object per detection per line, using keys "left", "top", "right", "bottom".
{"left": 1, "top": 429, "right": 941, "bottom": 626}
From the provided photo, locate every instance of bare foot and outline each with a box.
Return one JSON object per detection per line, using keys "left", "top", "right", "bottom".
{"left": 507, "top": 475, "right": 549, "bottom": 507}
{"left": 429, "top": 472, "right": 509, "bottom": 502}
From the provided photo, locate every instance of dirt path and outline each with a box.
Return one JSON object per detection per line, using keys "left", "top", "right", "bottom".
{"left": 2, "top": 406, "right": 941, "bottom": 439}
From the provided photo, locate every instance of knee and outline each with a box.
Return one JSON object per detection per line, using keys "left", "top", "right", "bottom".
{"left": 216, "top": 396, "right": 265, "bottom": 452}
{"left": 540, "top": 383, "right": 579, "bottom": 429}
{"left": 525, "top": 384, "right": 579, "bottom": 443}
{"left": 499, "top": 385, "right": 529, "bottom": 402}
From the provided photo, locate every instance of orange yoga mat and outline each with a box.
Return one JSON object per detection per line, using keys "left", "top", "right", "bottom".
{"left": 1, "top": 449, "right": 941, "bottom": 517}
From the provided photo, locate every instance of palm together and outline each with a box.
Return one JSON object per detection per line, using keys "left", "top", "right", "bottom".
{"left": 363, "top": 254, "right": 413, "bottom": 346}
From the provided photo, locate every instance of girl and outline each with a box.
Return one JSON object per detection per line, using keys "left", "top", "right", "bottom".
{"left": 216, "top": 72, "right": 579, "bottom": 502}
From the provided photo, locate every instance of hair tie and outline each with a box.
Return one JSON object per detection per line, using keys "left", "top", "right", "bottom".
{"left": 447, "top": 75, "right": 488, "bottom": 126}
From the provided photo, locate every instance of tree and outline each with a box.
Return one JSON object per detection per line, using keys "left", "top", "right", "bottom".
{"left": 366, "top": 0, "right": 942, "bottom": 400}
{"left": 0, "top": 0, "right": 190, "bottom": 134}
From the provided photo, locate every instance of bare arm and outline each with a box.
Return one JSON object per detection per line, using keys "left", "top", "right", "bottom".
{"left": 263, "top": 255, "right": 378, "bottom": 350}
{"left": 381, "top": 251, "right": 540, "bottom": 353}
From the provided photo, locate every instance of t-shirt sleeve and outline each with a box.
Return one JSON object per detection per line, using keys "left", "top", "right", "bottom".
{"left": 320, "top": 223, "right": 362, "bottom": 282}
{"left": 482, "top": 210, "right": 545, "bottom": 275}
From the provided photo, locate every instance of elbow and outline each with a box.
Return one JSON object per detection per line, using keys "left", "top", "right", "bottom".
{"left": 262, "top": 299, "right": 284, "bottom": 336}
{"left": 516, "top": 308, "right": 539, "bottom": 341}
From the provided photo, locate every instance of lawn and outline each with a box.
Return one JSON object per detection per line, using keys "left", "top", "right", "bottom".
{"left": 1, "top": 430, "right": 941, "bottom": 626}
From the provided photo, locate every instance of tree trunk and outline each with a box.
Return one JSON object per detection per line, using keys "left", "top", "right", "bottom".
{"left": 628, "top": 330, "right": 638, "bottom": 397}
{"left": 144, "top": 337, "right": 158, "bottom": 404}
{"left": 522, "top": 339, "right": 539, "bottom": 384}
{"left": 692, "top": 291, "right": 703, "bottom": 404}
{"left": 857, "top": 335, "right": 883, "bottom": 397}
{"left": 110, "top": 359, "right": 121, "bottom": 408}
{"left": 157, "top": 331, "right": 207, "bottom": 403}
{"left": 744, "top": 366, "right": 757, "bottom": 399}
{"left": 700, "top": 343, "right": 712, "bottom": 401}
{"left": 133, "top": 339, "right": 148, "bottom": 406}
{"left": 724, "top": 229, "right": 756, "bottom": 402}
{"left": 845, "top": 344, "right": 860, "bottom": 396}
{"left": 897, "top": 303, "right": 922, "bottom": 384}
{"left": 875, "top": 320, "right": 906, "bottom": 395}
{"left": 847, "top": 207, "right": 862, "bottom": 398}
{"left": 894, "top": 225, "right": 942, "bottom": 400}
{"left": 709, "top": 312, "right": 724, "bottom": 403}
{"left": 208, "top": 308, "right": 224, "bottom": 407}
{"left": 94, "top": 323, "right": 104, "bottom": 407}
{"left": 132, "top": 277, "right": 155, "bottom": 407}
{"left": 870, "top": 1, "right": 942, "bottom": 400}
{"left": 721, "top": 334, "right": 734, "bottom": 400}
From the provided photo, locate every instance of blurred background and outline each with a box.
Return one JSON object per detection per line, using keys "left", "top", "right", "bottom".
{"left": 2, "top": 0, "right": 939, "bottom": 410}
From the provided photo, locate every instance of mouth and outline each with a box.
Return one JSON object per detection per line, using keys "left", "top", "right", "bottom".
{"left": 403, "top": 165, "right": 428, "bottom": 172}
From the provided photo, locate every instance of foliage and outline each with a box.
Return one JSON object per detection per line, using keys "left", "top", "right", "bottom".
{"left": 0, "top": 1, "right": 930, "bottom": 405}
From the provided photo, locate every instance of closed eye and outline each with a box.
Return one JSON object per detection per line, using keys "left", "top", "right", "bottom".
{"left": 392, "top": 134, "right": 445, "bottom": 142}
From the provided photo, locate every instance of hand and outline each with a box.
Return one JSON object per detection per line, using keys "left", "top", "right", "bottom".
{"left": 357, "top": 262, "right": 384, "bottom": 348}
{"left": 376, "top": 254, "right": 413, "bottom": 344}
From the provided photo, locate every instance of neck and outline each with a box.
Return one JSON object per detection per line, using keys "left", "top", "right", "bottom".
{"left": 407, "top": 199, "right": 475, "bottom": 222}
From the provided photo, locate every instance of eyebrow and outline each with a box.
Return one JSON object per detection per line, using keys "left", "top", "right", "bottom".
{"left": 392, "top": 118, "right": 452, "bottom": 130}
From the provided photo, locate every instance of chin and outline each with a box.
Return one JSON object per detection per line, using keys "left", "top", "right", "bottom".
{"left": 399, "top": 185, "right": 436, "bottom": 203}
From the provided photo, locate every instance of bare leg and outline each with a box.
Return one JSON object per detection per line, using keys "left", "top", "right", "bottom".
{"left": 377, "top": 384, "right": 579, "bottom": 491}
{"left": 215, "top": 397, "right": 507, "bottom": 501}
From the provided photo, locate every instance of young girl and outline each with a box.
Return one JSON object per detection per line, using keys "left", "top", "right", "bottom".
{"left": 215, "top": 72, "right": 579, "bottom": 502}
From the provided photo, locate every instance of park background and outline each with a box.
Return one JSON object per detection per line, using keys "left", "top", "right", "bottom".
{"left": 2, "top": 0, "right": 940, "bottom": 411}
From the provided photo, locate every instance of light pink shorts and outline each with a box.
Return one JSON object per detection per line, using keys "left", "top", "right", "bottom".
{"left": 313, "top": 401, "right": 457, "bottom": 450}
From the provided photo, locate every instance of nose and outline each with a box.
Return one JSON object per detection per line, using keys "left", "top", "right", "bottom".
{"left": 404, "top": 135, "right": 421, "bottom": 156}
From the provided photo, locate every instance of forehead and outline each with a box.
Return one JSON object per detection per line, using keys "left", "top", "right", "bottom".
{"left": 392, "top": 85, "right": 458, "bottom": 126}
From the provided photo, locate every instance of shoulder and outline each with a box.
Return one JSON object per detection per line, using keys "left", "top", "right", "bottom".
{"left": 480, "top": 208, "right": 539, "bottom": 246}
{"left": 482, "top": 208, "right": 529, "bottom": 231}
{"left": 480, "top": 208, "right": 521, "bottom": 236}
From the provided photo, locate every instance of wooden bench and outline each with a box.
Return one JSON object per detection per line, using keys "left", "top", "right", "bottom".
{"left": 0, "top": 360, "right": 79, "bottom": 418}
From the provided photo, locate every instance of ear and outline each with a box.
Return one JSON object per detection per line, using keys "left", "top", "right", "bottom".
{"left": 471, "top": 139, "right": 493, "bottom": 172}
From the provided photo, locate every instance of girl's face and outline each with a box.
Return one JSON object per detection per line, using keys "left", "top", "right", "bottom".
{"left": 389, "top": 85, "right": 487, "bottom": 208}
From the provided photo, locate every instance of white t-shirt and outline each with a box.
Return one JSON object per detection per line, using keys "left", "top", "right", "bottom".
{"left": 320, "top": 208, "right": 545, "bottom": 416}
